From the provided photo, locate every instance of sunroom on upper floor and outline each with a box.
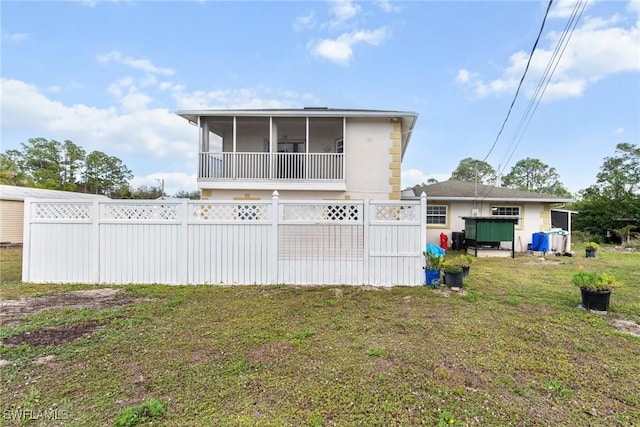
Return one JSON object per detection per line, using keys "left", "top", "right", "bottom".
{"left": 177, "top": 108, "right": 418, "bottom": 196}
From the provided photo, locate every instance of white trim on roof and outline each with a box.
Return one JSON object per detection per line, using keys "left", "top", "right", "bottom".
{"left": 176, "top": 108, "right": 418, "bottom": 118}
{"left": 0, "top": 185, "right": 109, "bottom": 201}
{"left": 402, "top": 195, "right": 574, "bottom": 203}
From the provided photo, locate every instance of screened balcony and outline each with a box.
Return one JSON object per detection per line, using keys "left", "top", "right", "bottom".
{"left": 199, "top": 152, "right": 344, "bottom": 181}
{"left": 196, "top": 114, "right": 345, "bottom": 188}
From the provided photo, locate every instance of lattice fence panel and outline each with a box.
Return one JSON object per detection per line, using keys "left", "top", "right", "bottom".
{"left": 283, "top": 203, "right": 362, "bottom": 223}
{"left": 32, "top": 203, "right": 92, "bottom": 220}
{"left": 102, "top": 204, "right": 178, "bottom": 221}
{"left": 373, "top": 204, "right": 420, "bottom": 222}
{"left": 190, "top": 203, "right": 269, "bottom": 222}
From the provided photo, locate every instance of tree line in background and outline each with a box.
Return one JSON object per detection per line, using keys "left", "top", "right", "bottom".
{"left": 0, "top": 138, "right": 200, "bottom": 199}
{"left": 411, "top": 143, "right": 640, "bottom": 243}
{"left": 2, "top": 138, "right": 638, "bottom": 242}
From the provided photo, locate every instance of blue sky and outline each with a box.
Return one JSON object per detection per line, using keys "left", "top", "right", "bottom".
{"left": 1, "top": 0, "right": 639, "bottom": 196}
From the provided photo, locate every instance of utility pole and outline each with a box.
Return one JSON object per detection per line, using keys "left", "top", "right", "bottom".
{"left": 156, "top": 178, "right": 165, "bottom": 200}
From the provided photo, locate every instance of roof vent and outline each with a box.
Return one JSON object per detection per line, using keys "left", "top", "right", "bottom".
{"left": 303, "top": 106, "right": 328, "bottom": 110}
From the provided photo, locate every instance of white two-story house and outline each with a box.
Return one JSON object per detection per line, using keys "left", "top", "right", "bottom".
{"left": 177, "top": 108, "right": 418, "bottom": 200}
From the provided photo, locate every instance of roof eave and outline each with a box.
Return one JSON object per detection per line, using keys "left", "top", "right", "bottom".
{"left": 421, "top": 196, "right": 574, "bottom": 203}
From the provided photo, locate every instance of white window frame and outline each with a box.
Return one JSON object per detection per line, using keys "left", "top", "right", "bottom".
{"left": 426, "top": 204, "right": 448, "bottom": 227}
{"left": 491, "top": 205, "right": 522, "bottom": 228}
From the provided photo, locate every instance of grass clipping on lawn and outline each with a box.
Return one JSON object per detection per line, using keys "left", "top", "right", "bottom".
{"left": 0, "top": 246, "right": 639, "bottom": 426}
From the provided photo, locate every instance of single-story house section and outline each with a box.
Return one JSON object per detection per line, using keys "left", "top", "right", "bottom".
{"left": 405, "top": 180, "right": 575, "bottom": 254}
{"left": 0, "top": 185, "right": 108, "bottom": 245}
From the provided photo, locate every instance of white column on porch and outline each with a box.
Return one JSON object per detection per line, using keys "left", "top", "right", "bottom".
{"left": 269, "top": 117, "right": 274, "bottom": 179}
{"left": 342, "top": 117, "right": 346, "bottom": 180}
{"left": 232, "top": 116, "right": 237, "bottom": 179}
{"left": 305, "top": 116, "right": 309, "bottom": 180}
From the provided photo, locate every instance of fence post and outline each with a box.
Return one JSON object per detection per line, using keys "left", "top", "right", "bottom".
{"left": 92, "top": 199, "right": 101, "bottom": 283}
{"left": 180, "top": 199, "right": 189, "bottom": 284}
{"left": 420, "top": 192, "right": 427, "bottom": 258}
{"left": 271, "top": 190, "right": 279, "bottom": 284}
{"left": 21, "top": 198, "right": 32, "bottom": 282}
{"left": 363, "top": 199, "right": 370, "bottom": 285}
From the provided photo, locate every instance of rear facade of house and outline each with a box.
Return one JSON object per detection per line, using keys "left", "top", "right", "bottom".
{"left": 177, "top": 108, "right": 418, "bottom": 201}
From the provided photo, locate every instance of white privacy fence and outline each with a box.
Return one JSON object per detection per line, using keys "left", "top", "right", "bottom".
{"left": 22, "top": 193, "right": 427, "bottom": 286}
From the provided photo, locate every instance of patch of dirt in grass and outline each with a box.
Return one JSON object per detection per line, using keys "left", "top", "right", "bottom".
{"left": 435, "top": 360, "right": 488, "bottom": 390}
{"left": 247, "top": 342, "right": 297, "bottom": 366}
{"left": 612, "top": 246, "right": 637, "bottom": 253}
{"left": 524, "top": 258, "right": 563, "bottom": 265}
{"left": 610, "top": 319, "right": 640, "bottom": 337}
{"left": 517, "top": 303, "right": 556, "bottom": 316}
{"left": 372, "top": 356, "right": 396, "bottom": 373}
{"left": 189, "top": 346, "right": 224, "bottom": 364}
{"left": 127, "top": 361, "right": 148, "bottom": 386}
{"left": 2, "top": 320, "right": 104, "bottom": 346}
{"left": 0, "top": 288, "right": 146, "bottom": 326}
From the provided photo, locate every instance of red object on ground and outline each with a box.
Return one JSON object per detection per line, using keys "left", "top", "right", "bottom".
{"left": 440, "top": 232, "right": 449, "bottom": 251}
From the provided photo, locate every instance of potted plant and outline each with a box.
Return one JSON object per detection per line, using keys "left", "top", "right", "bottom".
{"left": 585, "top": 241, "right": 600, "bottom": 258}
{"left": 572, "top": 270, "right": 623, "bottom": 311}
{"left": 459, "top": 254, "right": 475, "bottom": 277}
{"left": 441, "top": 257, "right": 465, "bottom": 287}
{"left": 423, "top": 250, "right": 443, "bottom": 286}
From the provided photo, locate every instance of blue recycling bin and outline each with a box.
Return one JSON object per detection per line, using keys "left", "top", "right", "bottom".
{"left": 531, "top": 232, "right": 549, "bottom": 252}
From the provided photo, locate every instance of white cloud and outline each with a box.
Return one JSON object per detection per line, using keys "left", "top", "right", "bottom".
{"left": 1, "top": 77, "right": 323, "bottom": 184}
{"left": 172, "top": 85, "right": 319, "bottom": 110}
{"left": 549, "top": 0, "right": 593, "bottom": 18}
{"left": 457, "top": 10, "right": 640, "bottom": 101}
{"left": 0, "top": 78, "right": 195, "bottom": 166}
{"left": 456, "top": 69, "right": 471, "bottom": 84}
{"left": 3, "top": 32, "right": 31, "bottom": 42}
{"left": 377, "top": 0, "right": 402, "bottom": 13}
{"left": 310, "top": 27, "right": 390, "bottom": 65}
{"left": 629, "top": 0, "right": 640, "bottom": 14}
{"left": 614, "top": 127, "right": 625, "bottom": 135}
{"left": 107, "top": 77, "right": 154, "bottom": 111}
{"left": 329, "top": 0, "right": 360, "bottom": 26}
{"left": 293, "top": 11, "right": 316, "bottom": 31}
{"left": 97, "top": 51, "right": 175, "bottom": 76}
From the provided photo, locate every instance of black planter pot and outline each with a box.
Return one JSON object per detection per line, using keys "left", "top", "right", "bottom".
{"left": 585, "top": 249, "right": 597, "bottom": 258}
{"left": 580, "top": 288, "right": 611, "bottom": 311}
{"left": 444, "top": 271, "right": 464, "bottom": 287}
{"left": 462, "top": 266, "right": 470, "bottom": 278}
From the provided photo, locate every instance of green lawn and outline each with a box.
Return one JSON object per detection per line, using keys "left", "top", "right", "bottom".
{"left": 1, "top": 246, "right": 639, "bottom": 426}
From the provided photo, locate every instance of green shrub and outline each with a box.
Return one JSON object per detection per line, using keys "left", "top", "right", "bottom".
{"left": 571, "top": 271, "right": 622, "bottom": 291}
{"left": 113, "top": 399, "right": 166, "bottom": 427}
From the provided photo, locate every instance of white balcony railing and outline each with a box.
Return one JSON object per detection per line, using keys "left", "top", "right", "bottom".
{"left": 199, "top": 152, "right": 344, "bottom": 181}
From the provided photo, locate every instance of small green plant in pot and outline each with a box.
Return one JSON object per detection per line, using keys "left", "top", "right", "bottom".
{"left": 423, "top": 250, "right": 443, "bottom": 286}
{"left": 441, "top": 257, "right": 465, "bottom": 287}
{"left": 572, "top": 270, "right": 623, "bottom": 311}
{"left": 459, "top": 254, "right": 475, "bottom": 277}
{"left": 423, "top": 250, "right": 443, "bottom": 270}
{"left": 585, "top": 241, "right": 600, "bottom": 258}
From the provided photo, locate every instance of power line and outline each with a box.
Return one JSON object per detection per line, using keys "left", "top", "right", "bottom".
{"left": 478, "top": 0, "right": 587, "bottom": 201}
{"left": 481, "top": 0, "right": 554, "bottom": 163}
{"left": 497, "top": 0, "right": 587, "bottom": 177}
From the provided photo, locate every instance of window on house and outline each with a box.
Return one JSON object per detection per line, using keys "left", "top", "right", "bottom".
{"left": 426, "top": 205, "right": 447, "bottom": 225}
{"left": 491, "top": 205, "right": 521, "bottom": 226}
